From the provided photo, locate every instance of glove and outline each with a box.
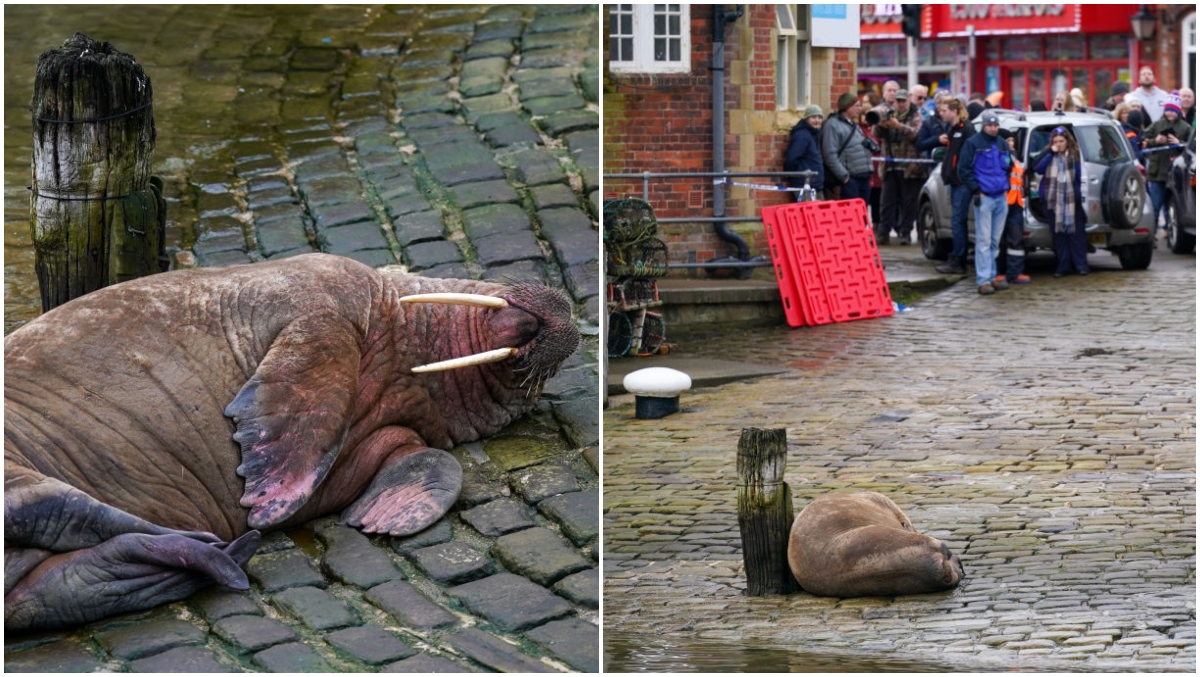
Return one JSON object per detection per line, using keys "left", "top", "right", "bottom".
{"left": 973, "top": 195, "right": 981, "bottom": 208}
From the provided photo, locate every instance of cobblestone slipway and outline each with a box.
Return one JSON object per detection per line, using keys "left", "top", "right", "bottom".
{"left": 5, "top": 4, "right": 598, "bottom": 672}
{"left": 604, "top": 257, "right": 1195, "bottom": 671}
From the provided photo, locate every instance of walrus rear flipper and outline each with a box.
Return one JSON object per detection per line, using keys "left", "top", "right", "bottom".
{"left": 225, "top": 315, "right": 362, "bottom": 530}
{"left": 5, "top": 530, "right": 260, "bottom": 632}
{"left": 342, "top": 447, "right": 463, "bottom": 536}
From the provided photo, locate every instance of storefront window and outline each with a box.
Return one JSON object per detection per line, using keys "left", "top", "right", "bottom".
{"left": 1004, "top": 37, "right": 1042, "bottom": 61}
{"left": 935, "top": 41, "right": 960, "bottom": 65}
{"left": 985, "top": 39, "right": 1000, "bottom": 63}
{"left": 1029, "top": 70, "right": 1047, "bottom": 106}
{"left": 860, "top": 42, "right": 901, "bottom": 68}
{"left": 1011, "top": 70, "right": 1026, "bottom": 111}
{"left": 1046, "top": 35, "right": 1085, "bottom": 61}
{"left": 1094, "top": 69, "right": 1115, "bottom": 103}
{"left": 918, "top": 40, "right": 934, "bottom": 66}
{"left": 1089, "top": 34, "right": 1127, "bottom": 60}
{"left": 1072, "top": 68, "right": 1090, "bottom": 105}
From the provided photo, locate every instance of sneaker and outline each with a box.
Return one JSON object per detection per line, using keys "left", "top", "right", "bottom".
{"left": 1012, "top": 275, "right": 1032, "bottom": 284}
{"left": 995, "top": 275, "right": 1006, "bottom": 283}
{"left": 992, "top": 277, "right": 1009, "bottom": 290}
{"left": 978, "top": 282, "right": 996, "bottom": 295}
{"left": 935, "top": 260, "right": 966, "bottom": 274}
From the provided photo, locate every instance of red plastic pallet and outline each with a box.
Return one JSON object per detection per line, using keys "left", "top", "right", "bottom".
{"left": 761, "top": 199, "right": 893, "bottom": 327}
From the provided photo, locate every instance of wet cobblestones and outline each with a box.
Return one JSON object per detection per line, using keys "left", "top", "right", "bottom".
{"left": 604, "top": 258, "right": 1195, "bottom": 671}
{"left": 5, "top": 4, "right": 597, "bottom": 673}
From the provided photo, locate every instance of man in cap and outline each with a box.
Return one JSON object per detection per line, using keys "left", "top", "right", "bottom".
{"left": 821, "top": 92, "right": 874, "bottom": 206}
{"left": 1104, "top": 80, "right": 1130, "bottom": 111}
{"left": 874, "top": 88, "right": 925, "bottom": 245}
{"left": 784, "top": 105, "right": 826, "bottom": 200}
{"left": 957, "top": 110, "right": 1012, "bottom": 295}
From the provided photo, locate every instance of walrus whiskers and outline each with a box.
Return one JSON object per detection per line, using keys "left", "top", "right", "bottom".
{"left": 399, "top": 293, "right": 508, "bottom": 308}
{"left": 411, "top": 347, "right": 517, "bottom": 373}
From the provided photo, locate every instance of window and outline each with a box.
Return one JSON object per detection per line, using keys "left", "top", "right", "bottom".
{"left": 1184, "top": 12, "right": 1196, "bottom": 90}
{"left": 776, "top": 5, "right": 811, "bottom": 110}
{"left": 608, "top": 4, "right": 691, "bottom": 73}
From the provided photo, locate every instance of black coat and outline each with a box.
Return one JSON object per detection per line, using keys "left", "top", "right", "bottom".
{"left": 784, "top": 119, "right": 825, "bottom": 191}
{"left": 940, "top": 120, "right": 975, "bottom": 186}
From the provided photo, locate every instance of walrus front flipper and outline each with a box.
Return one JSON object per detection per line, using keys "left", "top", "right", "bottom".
{"left": 342, "top": 447, "right": 463, "bottom": 536}
{"left": 5, "top": 530, "right": 260, "bottom": 632}
{"left": 224, "top": 317, "right": 361, "bottom": 530}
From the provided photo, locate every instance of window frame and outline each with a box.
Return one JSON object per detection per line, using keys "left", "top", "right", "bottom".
{"left": 608, "top": 4, "right": 692, "bottom": 74}
{"left": 775, "top": 4, "right": 812, "bottom": 111}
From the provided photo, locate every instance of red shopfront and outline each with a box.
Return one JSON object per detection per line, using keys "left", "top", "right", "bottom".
{"left": 860, "top": 4, "right": 1143, "bottom": 109}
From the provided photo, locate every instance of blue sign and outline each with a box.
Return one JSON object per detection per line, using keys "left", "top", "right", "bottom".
{"left": 812, "top": 5, "right": 847, "bottom": 20}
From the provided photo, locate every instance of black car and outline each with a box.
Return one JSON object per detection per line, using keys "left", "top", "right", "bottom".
{"left": 1165, "top": 128, "right": 1196, "bottom": 254}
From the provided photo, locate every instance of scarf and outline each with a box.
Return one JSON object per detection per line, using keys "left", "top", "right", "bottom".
{"left": 1043, "top": 151, "right": 1077, "bottom": 234}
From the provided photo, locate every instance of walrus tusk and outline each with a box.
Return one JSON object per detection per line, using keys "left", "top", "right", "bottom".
{"left": 411, "top": 347, "right": 517, "bottom": 373}
{"left": 399, "top": 293, "right": 508, "bottom": 308}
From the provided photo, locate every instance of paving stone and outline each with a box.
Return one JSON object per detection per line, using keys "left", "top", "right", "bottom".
{"left": 492, "top": 526, "right": 590, "bottom": 586}
{"left": 531, "top": 183, "right": 580, "bottom": 210}
{"left": 255, "top": 220, "right": 312, "bottom": 258}
{"left": 274, "top": 586, "right": 357, "bottom": 631}
{"left": 4, "top": 641, "right": 103, "bottom": 672}
{"left": 422, "top": 141, "right": 505, "bottom": 186}
{"left": 445, "top": 628, "right": 552, "bottom": 673}
{"left": 309, "top": 200, "right": 373, "bottom": 228}
{"left": 552, "top": 568, "right": 600, "bottom": 609}
{"left": 482, "top": 259, "right": 547, "bottom": 283}
{"left": 212, "top": 615, "right": 296, "bottom": 654}
{"left": 450, "top": 179, "right": 521, "bottom": 210}
{"left": 193, "top": 589, "right": 262, "bottom": 622}
{"left": 317, "top": 221, "right": 391, "bottom": 254}
{"left": 538, "top": 109, "right": 598, "bottom": 136}
{"left": 538, "top": 488, "right": 600, "bottom": 545}
{"left": 409, "top": 541, "right": 495, "bottom": 584}
{"left": 364, "top": 580, "right": 457, "bottom": 630}
{"left": 325, "top": 625, "right": 415, "bottom": 665}
{"left": 391, "top": 210, "right": 444, "bottom": 244}
{"left": 382, "top": 653, "right": 473, "bottom": 672}
{"left": 472, "top": 230, "right": 544, "bottom": 267}
{"left": 421, "top": 261, "right": 473, "bottom": 279}
{"left": 526, "top": 617, "right": 600, "bottom": 672}
{"left": 343, "top": 248, "right": 396, "bottom": 268}
{"left": 407, "top": 240, "right": 463, "bottom": 270}
{"left": 563, "top": 261, "right": 599, "bottom": 303}
{"left": 523, "top": 94, "right": 588, "bottom": 116}
{"left": 507, "top": 147, "right": 568, "bottom": 185}
{"left": 460, "top": 498, "right": 536, "bottom": 536}
{"left": 251, "top": 201, "right": 307, "bottom": 225}
{"left": 96, "top": 618, "right": 206, "bottom": 660}
{"left": 446, "top": 573, "right": 571, "bottom": 632}
{"left": 462, "top": 203, "right": 532, "bottom": 239}
{"left": 128, "top": 645, "right": 233, "bottom": 673}
{"left": 252, "top": 642, "right": 332, "bottom": 672}
{"left": 479, "top": 114, "right": 543, "bottom": 147}
{"left": 538, "top": 207, "right": 597, "bottom": 266}
{"left": 247, "top": 548, "right": 326, "bottom": 592}
{"left": 193, "top": 232, "right": 248, "bottom": 257}
{"left": 510, "top": 462, "right": 581, "bottom": 502}
{"left": 316, "top": 523, "right": 404, "bottom": 589}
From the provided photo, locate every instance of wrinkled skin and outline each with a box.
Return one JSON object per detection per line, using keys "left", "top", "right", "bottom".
{"left": 787, "top": 491, "right": 965, "bottom": 597}
{"left": 4, "top": 253, "right": 579, "bottom": 631}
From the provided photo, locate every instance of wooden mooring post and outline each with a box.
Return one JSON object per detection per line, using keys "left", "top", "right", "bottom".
{"left": 737, "top": 427, "right": 800, "bottom": 595}
{"left": 30, "top": 32, "right": 166, "bottom": 312}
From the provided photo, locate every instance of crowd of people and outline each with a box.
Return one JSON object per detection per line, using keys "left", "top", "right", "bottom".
{"left": 783, "top": 65, "right": 1194, "bottom": 294}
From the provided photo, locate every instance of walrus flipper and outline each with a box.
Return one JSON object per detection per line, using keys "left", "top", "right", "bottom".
{"left": 225, "top": 318, "right": 362, "bottom": 530}
{"left": 5, "top": 530, "right": 260, "bottom": 632}
{"left": 342, "top": 447, "right": 463, "bottom": 536}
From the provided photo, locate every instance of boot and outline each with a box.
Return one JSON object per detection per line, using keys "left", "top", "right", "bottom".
{"left": 935, "top": 256, "right": 966, "bottom": 274}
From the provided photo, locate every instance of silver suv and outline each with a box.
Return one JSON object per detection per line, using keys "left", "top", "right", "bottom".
{"left": 918, "top": 110, "right": 1154, "bottom": 270}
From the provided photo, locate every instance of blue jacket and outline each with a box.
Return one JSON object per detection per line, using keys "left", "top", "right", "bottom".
{"left": 784, "top": 119, "right": 825, "bottom": 191}
{"left": 916, "top": 115, "right": 949, "bottom": 157}
{"left": 958, "top": 131, "right": 1011, "bottom": 197}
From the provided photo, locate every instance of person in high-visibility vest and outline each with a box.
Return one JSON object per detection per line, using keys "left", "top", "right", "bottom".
{"left": 996, "top": 129, "right": 1031, "bottom": 284}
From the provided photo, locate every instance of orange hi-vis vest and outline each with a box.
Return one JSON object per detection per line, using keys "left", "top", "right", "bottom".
{"left": 1006, "top": 157, "right": 1025, "bottom": 207}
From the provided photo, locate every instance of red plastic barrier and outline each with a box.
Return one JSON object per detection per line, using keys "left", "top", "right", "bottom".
{"left": 760, "top": 199, "right": 893, "bottom": 327}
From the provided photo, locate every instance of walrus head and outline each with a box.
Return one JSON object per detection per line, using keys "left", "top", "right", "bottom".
{"left": 399, "top": 282, "right": 580, "bottom": 398}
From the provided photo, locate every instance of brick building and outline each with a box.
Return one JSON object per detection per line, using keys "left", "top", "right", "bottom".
{"left": 604, "top": 4, "right": 859, "bottom": 276}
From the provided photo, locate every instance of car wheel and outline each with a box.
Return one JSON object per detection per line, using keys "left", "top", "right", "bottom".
{"left": 1166, "top": 193, "right": 1196, "bottom": 254}
{"left": 1116, "top": 241, "right": 1154, "bottom": 270}
{"left": 918, "top": 199, "right": 951, "bottom": 261}
{"left": 1101, "top": 162, "right": 1145, "bottom": 230}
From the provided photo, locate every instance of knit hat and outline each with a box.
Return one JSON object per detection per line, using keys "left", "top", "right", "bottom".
{"left": 1126, "top": 109, "right": 1144, "bottom": 129}
{"left": 1164, "top": 95, "right": 1183, "bottom": 117}
{"left": 1111, "top": 81, "right": 1130, "bottom": 96}
{"left": 803, "top": 104, "right": 824, "bottom": 119}
{"left": 967, "top": 102, "right": 984, "bottom": 120}
{"left": 837, "top": 92, "right": 858, "bottom": 112}
{"left": 980, "top": 110, "right": 1000, "bottom": 126}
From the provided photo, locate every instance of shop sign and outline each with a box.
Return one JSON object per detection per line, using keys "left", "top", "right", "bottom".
{"left": 860, "top": 3, "right": 912, "bottom": 40}
{"left": 812, "top": 5, "right": 861, "bottom": 48}
{"left": 935, "top": 4, "right": 1081, "bottom": 36}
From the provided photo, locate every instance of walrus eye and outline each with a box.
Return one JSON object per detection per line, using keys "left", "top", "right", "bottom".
{"left": 410, "top": 347, "right": 517, "bottom": 374}
{"left": 399, "top": 293, "right": 508, "bottom": 308}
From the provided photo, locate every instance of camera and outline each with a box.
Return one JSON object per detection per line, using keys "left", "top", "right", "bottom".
{"left": 862, "top": 137, "right": 881, "bottom": 154}
{"left": 864, "top": 104, "right": 893, "bottom": 126}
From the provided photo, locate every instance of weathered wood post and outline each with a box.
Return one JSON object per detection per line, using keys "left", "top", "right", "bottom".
{"left": 737, "top": 427, "right": 800, "bottom": 595}
{"left": 30, "top": 32, "right": 166, "bottom": 312}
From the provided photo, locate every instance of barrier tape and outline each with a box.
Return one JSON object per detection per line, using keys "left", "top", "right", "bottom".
{"left": 713, "top": 178, "right": 806, "bottom": 192}
{"left": 1141, "top": 143, "right": 1188, "bottom": 154}
{"left": 871, "top": 156, "right": 939, "bottom": 164}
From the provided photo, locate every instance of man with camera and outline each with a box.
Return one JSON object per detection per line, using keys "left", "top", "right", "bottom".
{"left": 872, "top": 89, "right": 925, "bottom": 246}
{"left": 822, "top": 92, "right": 876, "bottom": 206}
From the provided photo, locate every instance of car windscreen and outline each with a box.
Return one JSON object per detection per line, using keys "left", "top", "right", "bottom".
{"left": 1027, "top": 124, "right": 1130, "bottom": 164}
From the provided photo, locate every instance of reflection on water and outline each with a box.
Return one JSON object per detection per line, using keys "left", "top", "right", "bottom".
{"left": 604, "top": 631, "right": 950, "bottom": 673}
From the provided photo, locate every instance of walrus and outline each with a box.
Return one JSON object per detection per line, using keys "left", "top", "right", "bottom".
{"left": 787, "top": 491, "right": 964, "bottom": 597}
{"left": 4, "top": 253, "right": 580, "bottom": 631}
